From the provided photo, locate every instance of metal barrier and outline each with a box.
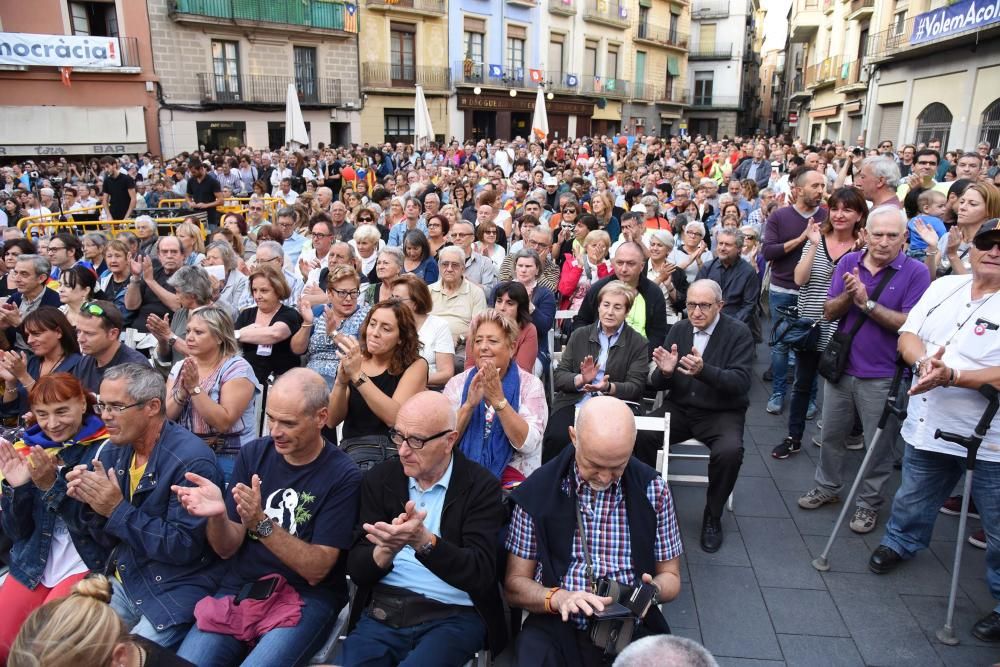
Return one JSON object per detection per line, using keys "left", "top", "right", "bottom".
{"left": 16, "top": 205, "right": 104, "bottom": 232}
{"left": 21, "top": 218, "right": 206, "bottom": 240}
{"left": 158, "top": 195, "right": 282, "bottom": 218}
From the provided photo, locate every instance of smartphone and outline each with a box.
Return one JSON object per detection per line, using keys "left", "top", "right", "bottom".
{"left": 593, "top": 602, "right": 632, "bottom": 619}
{"left": 234, "top": 577, "right": 278, "bottom": 605}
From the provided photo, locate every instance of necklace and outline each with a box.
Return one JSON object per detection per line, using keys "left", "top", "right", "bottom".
{"left": 42, "top": 354, "right": 65, "bottom": 376}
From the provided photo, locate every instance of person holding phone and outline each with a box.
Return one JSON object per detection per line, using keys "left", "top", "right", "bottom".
{"left": 896, "top": 149, "right": 941, "bottom": 202}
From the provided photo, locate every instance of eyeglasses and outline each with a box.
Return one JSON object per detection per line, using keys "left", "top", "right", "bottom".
{"left": 259, "top": 256, "right": 281, "bottom": 264}
{"left": 311, "top": 232, "right": 332, "bottom": 239}
{"left": 96, "top": 400, "right": 147, "bottom": 414}
{"left": 388, "top": 427, "right": 452, "bottom": 450}
{"left": 451, "top": 232, "right": 473, "bottom": 238}
{"left": 47, "top": 245, "right": 66, "bottom": 252}
{"left": 916, "top": 160, "right": 938, "bottom": 166}
{"left": 687, "top": 302, "right": 719, "bottom": 312}
{"left": 330, "top": 287, "right": 360, "bottom": 299}
{"left": 357, "top": 217, "right": 374, "bottom": 223}
{"left": 483, "top": 229, "right": 497, "bottom": 235}
{"left": 248, "top": 206, "right": 264, "bottom": 211}
{"left": 974, "top": 236, "right": 1000, "bottom": 252}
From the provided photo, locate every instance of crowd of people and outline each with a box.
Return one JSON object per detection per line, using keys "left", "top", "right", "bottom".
{"left": 0, "top": 131, "right": 998, "bottom": 666}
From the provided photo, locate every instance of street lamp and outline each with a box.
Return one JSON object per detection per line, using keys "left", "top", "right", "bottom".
{"left": 510, "top": 89, "right": 517, "bottom": 97}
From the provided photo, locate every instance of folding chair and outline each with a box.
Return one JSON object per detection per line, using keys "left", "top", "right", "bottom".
{"left": 309, "top": 578, "right": 356, "bottom": 665}
{"left": 548, "top": 309, "right": 578, "bottom": 404}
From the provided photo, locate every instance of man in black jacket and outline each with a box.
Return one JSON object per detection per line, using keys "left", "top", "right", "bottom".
{"left": 342, "top": 391, "right": 507, "bottom": 666}
{"left": 649, "top": 279, "right": 754, "bottom": 553}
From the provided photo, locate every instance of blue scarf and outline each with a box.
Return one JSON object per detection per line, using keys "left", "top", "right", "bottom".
{"left": 459, "top": 362, "right": 521, "bottom": 478}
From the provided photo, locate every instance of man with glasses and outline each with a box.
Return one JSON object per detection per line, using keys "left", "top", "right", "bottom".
{"left": 297, "top": 213, "right": 337, "bottom": 281}
{"left": 498, "top": 224, "right": 559, "bottom": 294}
{"left": 65, "top": 363, "right": 224, "bottom": 649}
{"left": 449, "top": 221, "right": 496, "bottom": 293}
{"left": 46, "top": 232, "right": 82, "bottom": 282}
{"left": 124, "top": 235, "right": 183, "bottom": 334}
{"left": 896, "top": 149, "right": 941, "bottom": 200}
{"left": 649, "top": 279, "right": 754, "bottom": 552}
{"left": 1, "top": 254, "right": 61, "bottom": 352}
{"left": 341, "top": 390, "right": 506, "bottom": 666}
{"left": 245, "top": 196, "right": 269, "bottom": 238}
{"left": 878, "top": 140, "right": 895, "bottom": 159}
{"left": 430, "top": 246, "right": 487, "bottom": 368}
{"left": 74, "top": 300, "right": 147, "bottom": 392}
{"left": 255, "top": 241, "right": 304, "bottom": 308}
{"left": 275, "top": 207, "right": 306, "bottom": 267}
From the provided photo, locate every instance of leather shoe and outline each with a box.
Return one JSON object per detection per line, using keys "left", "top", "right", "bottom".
{"left": 868, "top": 545, "right": 903, "bottom": 574}
{"left": 701, "top": 508, "right": 723, "bottom": 553}
{"left": 972, "top": 611, "right": 1000, "bottom": 642}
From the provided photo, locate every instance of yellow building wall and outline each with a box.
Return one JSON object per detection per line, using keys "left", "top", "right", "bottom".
{"left": 908, "top": 71, "right": 964, "bottom": 130}
{"left": 361, "top": 94, "right": 450, "bottom": 145}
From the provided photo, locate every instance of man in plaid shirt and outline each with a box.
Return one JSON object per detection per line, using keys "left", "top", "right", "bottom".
{"left": 504, "top": 397, "right": 682, "bottom": 666}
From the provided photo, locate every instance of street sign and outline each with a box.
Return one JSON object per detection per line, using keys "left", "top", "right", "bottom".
{"left": 788, "top": 112, "right": 799, "bottom": 127}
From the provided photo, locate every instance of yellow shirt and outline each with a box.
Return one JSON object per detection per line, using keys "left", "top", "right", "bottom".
{"left": 129, "top": 454, "right": 147, "bottom": 500}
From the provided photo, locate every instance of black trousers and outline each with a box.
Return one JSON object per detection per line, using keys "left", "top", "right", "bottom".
{"left": 514, "top": 614, "right": 614, "bottom": 667}
{"left": 666, "top": 402, "right": 745, "bottom": 518}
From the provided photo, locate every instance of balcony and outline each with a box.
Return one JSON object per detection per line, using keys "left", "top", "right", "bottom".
{"left": 453, "top": 61, "right": 528, "bottom": 89}
{"left": 689, "top": 42, "right": 733, "bottom": 59}
{"left": 823, "top": 0, "right": 834, "bottom": 13}
{"left": 582, "top": 76, "right": 630, "bottom": 98}
{"left": 691, "top": 0, "right": 729, "bottom": 18}
{"left": 506, "top": 0, "right": 537, "bottom": 6}
{"left": 788, "top": 71, "right": 810, "bottom": 100}
{"left": 62, "top": 36, "right": 142, "bottom": 73}
{"left": 582, "top": 0, "right": 629, "bottom": 28}
{"left": 549, "top": 0, "right": 577, "bottom": 15}
{"left": 847, "top": 0, "right": 873, "bottom": 19}
{"left": 834, "top": 59, "right": 865, "bottom": 91}
{"left": 632, "top": 82, "right": 691, "bottom": 104}
{"left": 196, "top": 73, "right": 342, "bottom": 106}
{"left": 804, "top": 56, "right": 840, "bottom": 88}
{"left": 690, "top": 95, "right": 741, "bottom": 109}
{"left": 170, "top": 0, "right": 357, "bottom": 35}
{"left": 789, "top": 0, "right": 821, "bottom": 41}
{"left": 365, "top": 0, "right": 446, "bottom": 16}
{"left": 361, "top": 63, "right": 451, "bottom": 92}
{"left": 634, "top": 23, "right": 689, "bottom": 50}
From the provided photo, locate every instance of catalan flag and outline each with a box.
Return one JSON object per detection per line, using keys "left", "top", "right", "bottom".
{"left": 344, "top": 3, "right": 358, "bottom": 32}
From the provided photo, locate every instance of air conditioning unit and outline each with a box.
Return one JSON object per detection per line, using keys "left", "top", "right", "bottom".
{"left": 343, "top": 101, "right": 357, "bottom": 109}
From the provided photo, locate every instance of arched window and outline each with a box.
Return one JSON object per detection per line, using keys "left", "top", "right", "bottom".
{"left": 914, "top": 103, "right": 952, "bottom": 149}
{"left": 980, "top": 98, "right": 1000, "bottom": 152}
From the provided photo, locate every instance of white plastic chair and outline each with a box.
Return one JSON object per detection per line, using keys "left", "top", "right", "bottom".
{"left": 548, "top": 309, "right": 578, "bottom": 404}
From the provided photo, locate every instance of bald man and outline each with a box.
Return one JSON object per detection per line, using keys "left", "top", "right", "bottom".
{"left": 342, "top": 391, "right": 507, "bottom": 666}
{"left": 505, "top": 397, "right": 682, "bottom": 666}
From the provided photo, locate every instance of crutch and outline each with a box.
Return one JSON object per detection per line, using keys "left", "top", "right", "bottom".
{"left": 935, "top": 384, "right": 1000, "bottom": 646}
{"left": 812, "top": 358, "right": 909, "bottom": 572}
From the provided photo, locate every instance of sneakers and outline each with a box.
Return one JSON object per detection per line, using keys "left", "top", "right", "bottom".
{"left": 798, "top": 487, "right": 841, "bottom": 509}
{"left": 939, "top": 495, "right": 980, "bottom": 519}
{"left": 811, "top": 434, "right": 864, "bottom": 450}
{"left": 772, "top": 437, "right": 801, "bottom": 459}
{"left": 805, "top": 402, "right": 818, "bottom": 421}
{"left": 969, "top": 529, "right": 986, "bottom": 550}
{"left": 850, "top": 507, "right": 878, "bottom": 534}
{"left": 766, "top": 394, "right": 784, "bottom": 415}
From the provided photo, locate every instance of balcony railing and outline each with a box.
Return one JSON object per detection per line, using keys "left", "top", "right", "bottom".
{"left": 63, "top": 36, "right": 141, "bottom": 71}
{"left": 454, "top": 61, "right": 526, "bottom": 88}
{"left": 834, "top": 59, "right": 863, "bottom": 88}
{"left": 631, "top": 82, "right": 690, "bottom": 104}
{"left": 365, "top": 0, "right": 446, "bottom": 14}
{"left": 506, "top": 0, "right": 537, "bottom": 6}
{"left": 689, "top": 42, "right": 732, "bottom": 59}
{"left": 582, "top": 0, "right": 629, "bottom": 28}
{"left": 196, "top": 72, "right": 342, "bottom": 106}
{"left": 848, "top": 0, "right": 874, "bottom": 16}
{"left": 823, "top": 0, "right": 834, "bottom": 13}
{"left": 582, "top": 76, "right": 630, "bottom": 98}
{"left": 690, "top": 94, "right": 741, "bottom": 108}
{"left": 171, "top": 0, "right": 357, "bottom": 33}
{"left": 804, "top": 55, "right": 841, "bottom": 87}
{"left": 788, "top": 71, "right": 809, "bottom": 97}
{"left": 361, "top": 62, "right": 451, "bottom": 91}
{"left": 549, "top": 0, "right": 577, "bottom": 14}
{"left": 691, "top": 0, "right": 729, "bottom": 18}
{"left": 634, "top": 23, "right": 689, "bottom": 49}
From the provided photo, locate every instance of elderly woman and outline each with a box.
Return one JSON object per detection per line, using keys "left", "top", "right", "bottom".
{"left": 401, "top": 229, "right": 439, "bottom": 283}
{"left": 96, "top": 239, "right": 132, "bottom": 317}
{"left": 147, "top": 266, "right": 215, "bottom": 369}
{"left": 133, "top": 215, "right": 159, "bottom": 257}
{"left": 327, "top": 300, "right": 427, "bottom": 442}
{"left": 291, "top": 265, "right": 370, "bottom": 390}
{"left": 473, "top": 220, "right": 506, "bottom": 270}
{"left": 175, "top": 220, "right": 206, "bottom": 266}
{"left": 466, "top": 281, "right": 537, "bottom": 373}
{"left": 505, "top": 249, "right": 556, "bottom": 370}
{"left": 0, "top": 374, "right": 110, "bottom": 662}
{"left": 557, "top": 228, "right": 613, "bottom": 312}
{"left": 541, "top": 280, "right": 650, "bottom": 462}
{"left": 555, "top": 213, "right": 600, "bottom": 267}
{"left": 81, "top": 232, "right": 108, "bottom": 275}
{"left": 669, "top": 220, "right": 713, "bottom": 284}
{"left": 203, "top": 240, "right": 251, "bottom": 316}
{"left": 352, "top": 224, "right": 381, "bottom": 279}
{"left": 363, "top": 246, "right": 403, "bottom": 305}
{"left": 0, "top": 308, "right": 82, "bottom": 419}
{"left": 166, "top": 305, "right": 259, "bottom": 480}
{"left": 444, "top": 308, "right": 547, "bottom": 487}
{"left": 646, "top": 229, "right": 686, "bottom": 324}
{"left": 223, "top": 211, "right": 256, "bottom": 261}
{"left": 235, "top": 264, "right": 303, "bottom": 385}
{"left": 391, "top": 273, "right": 455, "bottom": 388}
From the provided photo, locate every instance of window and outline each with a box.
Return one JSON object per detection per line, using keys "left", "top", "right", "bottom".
{"left": 464, "top": 31, "right": 484, "bottom": 64}
{"left": 390, "top": 23, "right": 416, "bottom": 84}
{"left": 638, "top": 6, "right": 650, "bottom": 38}
{"left": 892, "top": 11, "right": 906, "bottom": 35}
{"left": 69, "top": 1, "right": 118, "bottom": 36}
{"left": 294, "top": 46, "right": 317, "bottom": 103}
{"left": 584, "top": 41, "right": 598, "bottom": 78}
{"left": 699, "top": 23, "right": 717, "bottom": 54}
{"left": 669, "top": 12, "right": 680, "bottom": 43}
{"left": 211, "top": 40, "right": 240, "bottom": 101}
{"left": 914, "top": 102, "right": 953, "bottom": 149}
{"left": 548, "top": 35, "right": 565, "bottom": 79}
{"left": 858, "top": 28, "right": 869, "bottom": 60}
{"left": 507, "top": 36, "right": 525, "bottom": 76}
{"left": 981, "top": 98, "right": 1000, "bottom": 150}
{"left": 694, "top": 70, "right": 714, "bottom": 105}
{"left": 385, "top": 112, "right": 415, "bottom": 144}
{"left": 607, "top": 46, "right": 619, "bottom": 79}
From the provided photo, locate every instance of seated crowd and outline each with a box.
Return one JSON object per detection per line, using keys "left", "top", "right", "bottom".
{"left": 1, "top": 137, "right": 999, "bottom": 667}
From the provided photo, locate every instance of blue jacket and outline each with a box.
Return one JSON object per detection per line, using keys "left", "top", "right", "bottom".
{"left": 65, "top": 420, "right": 225, "bottom": 630}
{"left": 0, "top": 416, "right": 112, "bottom": 589}
{"left": 1, "top": 353, "right": 82, "bottom": 419}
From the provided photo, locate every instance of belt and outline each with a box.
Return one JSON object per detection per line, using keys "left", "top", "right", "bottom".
{"left": 367, "top": 584, "right": 475, "bottom": 629}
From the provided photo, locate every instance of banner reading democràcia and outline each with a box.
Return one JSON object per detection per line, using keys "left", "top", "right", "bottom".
{"left": 0, "top": 33, "right": 122, "bottom": 68}
{"left": 910, "top": 0, "right": 1000, "bottom": 45}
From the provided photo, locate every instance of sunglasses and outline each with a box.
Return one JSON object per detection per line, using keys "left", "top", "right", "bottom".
{"left": 974, "top": 236, "right": 1000, "bottom": 251}
{"left": 80, "top": 301, "right": 111, "bottom": 319}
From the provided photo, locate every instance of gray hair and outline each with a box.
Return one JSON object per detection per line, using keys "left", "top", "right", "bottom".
{"left": 640, "top": 194, "right": 660, "bottom": 214}
{"left": 862, "top": 156, "right": 901, "bottom": 189}
{"left": 272, "top": 368, "right": 329, "bottom": 414}
{"left": 353, "top": 224, "right": 382, "bottom": 244}
{"left": 613, "top": 635, "right": 718, "bottom": 667}
{"left": 512, "top": 248, "right": 541, "bottom": 273}
{"left": 189, "top": 305, "right": 239, "bottom": 357}
{"left": 438, "top": 245, "right": 467, "bottom": 265}
{"left": 331, "top": 241, "right": 358, "bottom": 260}
{"left": 647, "top": 229, "right": 674, "bottom": 248}
{"left": 275, "top": 207, "right": 296, "bottom": 222}
{"left": 134, "top": 214, "right": 157, "bottom": 233}
{"left": 716, "top": 228, "right": 745, "bottom": 249}
{"left": 102, "top": 363, "right": 167, "bottom": 415}
{"left": 83, "top": 231, "right": 109, "bottom": 250}
{"left": 16, "top": 254, "right": 50, "bottom": 277}
{"left": 377, "top": 245, "right": 405, "bottom": 268}
{"left": 867, "top": 205, "right": 908, "bottom": 233}
{"left": 684, "top": 220, "right": 707, "bottom": 238}
{"left": 167, "top": 265, "right": 214, "bottom": 305}
{"left": 257, "top": 240, "right": 285, "bottom": 260}
{"left": 689, "top": 278, "right": 723, "bottom": 302}
{"left": 206, "top": 240, "right": 238, "bottom": 273}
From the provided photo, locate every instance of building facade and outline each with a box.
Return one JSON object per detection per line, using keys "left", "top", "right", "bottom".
{"left": 149, "top": 0, "right": 361, "bottom": 157}
{"left": 0, "top": 1, "right": 159, "bottom": 157}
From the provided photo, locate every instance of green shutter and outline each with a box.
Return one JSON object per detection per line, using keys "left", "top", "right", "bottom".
{"left": 667, "top": 57, "right": 680, "bottom": 76}
{"left": 638, "top": 0, "right": 652, "bottom": 7}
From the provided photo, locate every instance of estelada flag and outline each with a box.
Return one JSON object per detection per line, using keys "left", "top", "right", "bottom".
{"left": 60, "top": 67, "right": 72, "bottom": 87}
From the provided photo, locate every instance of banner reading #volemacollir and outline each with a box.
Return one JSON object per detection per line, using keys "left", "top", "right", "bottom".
{"left": 0, "top": 33, "right": 122, "bottom": 68}
{"left": 910, "top": 0, "right": 1000, "bottom": 45}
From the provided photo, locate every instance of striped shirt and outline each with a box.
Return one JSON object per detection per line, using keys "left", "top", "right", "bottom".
{"left": 797, "top": 236, "right": 841, "bottom": 350}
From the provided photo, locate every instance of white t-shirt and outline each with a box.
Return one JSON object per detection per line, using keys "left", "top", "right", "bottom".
{"left": 419, "top": 314, "right": 455, "bottom": 377}
{"left": 40, "top": 518, "right": 89, "bottom": 587}
{"left": 899, "top": 275, "right": 1000, "bottom": 462}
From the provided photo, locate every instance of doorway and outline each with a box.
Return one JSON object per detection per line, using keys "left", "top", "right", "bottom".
{"left": 196, "top": 121, "right": 246, "bottom": 151}
{"left": 511, "top": 112, "right": 531, "bottom": 140}
{"left": 472, "top": 111, "right": 496, "bottom": 142}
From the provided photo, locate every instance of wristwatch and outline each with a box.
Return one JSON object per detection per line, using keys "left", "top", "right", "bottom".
{"left": 415, "top": 534, "right": 437, "bottom": 557}
{"left": 191, "top": 386, "right": 202, "bottom": 396}
{"left": 865, "top": 300, "right": 877, "bottom": 313}
{"left": 351, "top": 373, "right": 369, "bottom": 388}
{"left": 251, "top": 517, "right": 274, "bottom": 539}
{"left": 167, "top": 334, "right": 178, "bottom": 348}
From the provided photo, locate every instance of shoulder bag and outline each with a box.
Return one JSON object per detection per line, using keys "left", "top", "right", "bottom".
{"left": 769, "top": 305, "right": 822, "bottom": 353}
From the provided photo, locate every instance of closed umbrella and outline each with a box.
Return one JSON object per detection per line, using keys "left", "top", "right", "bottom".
{"left": 531, "top": 85, "right": 549, "bottom": 142}
{"left": 285, "top": 82, "right": 309, "bottom": 150}
{"left": 414, "top": 84, "right": 435, "bottom": 148}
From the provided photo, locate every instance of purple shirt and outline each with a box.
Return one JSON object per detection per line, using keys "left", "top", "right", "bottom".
{"left": 761, "top": 205, "right": 829, "bottom": 289}
{"left": 827, "top": 249, "right": 930, "bottom": 378}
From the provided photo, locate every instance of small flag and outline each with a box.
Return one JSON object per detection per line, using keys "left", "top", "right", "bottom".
{"left": 529, "top": 69, "right": 543, "bottom": 83}
{"left": 619, "top": 5, "right": 628, "bottom": 18}
{"left": 598, "top": 0, "right": 608, "bottom": 12}
{"left": 60, "top": 67, "right": 72, "bottom": 87}
{"left": 489, "top": 64, "right": 503, "bottom": 78}
{"left": 344, "top": 3, "right": 358, "bottom": 32}
{"left": 593, "top": 76, "right": 602, "bottom": 92}
{"left": 606, "top": 78, "right": 616, "bottom": 91}
{"left": 566, "top": 73, "right": 578, "bottom": 87}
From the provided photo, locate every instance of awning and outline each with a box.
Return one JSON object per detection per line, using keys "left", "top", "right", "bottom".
{"left": 810, "top": 105, "right": 840, "bottom": 119}
{"left": 660, "top": 112, "right": 681, "bottom": 120}
{"left": 638, "top": 0, "right": 652, "bottom": 6}
{"left": 667, "top": 57, "right": 680, "bottom": 76}
{"left": 0, "top": 105, "right": 147, "bottom": 156}
{"left": 843, "top": 100, "right": 863, "bottom": 115}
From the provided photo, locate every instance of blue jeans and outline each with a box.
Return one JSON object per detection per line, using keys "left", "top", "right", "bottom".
{"left": 176, "top": 590, "right": 341, "bottom": 667}
{"left": 216, "top": 453, "right": 236, "bottom": 484}
{"left": 768, "top": 289, "right": 798, "bottom": 398}
{"left": 882, "top": 444, "right": 1000, "bottom": 613}
{"left": 341, "top": 609, "right": 486, "bottom": 667}
{"left": 110, "top": 576, "right": 190, "bottom": 650}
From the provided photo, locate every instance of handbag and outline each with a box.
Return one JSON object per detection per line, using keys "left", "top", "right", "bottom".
{"left": 818, "top": 267, "right": 896, "bottom": 384}
{"left": 338, "top": 435, "right": 398, "bottom": 472}
{"left": 769, "top": 305, "right": 821, "bottom": 352}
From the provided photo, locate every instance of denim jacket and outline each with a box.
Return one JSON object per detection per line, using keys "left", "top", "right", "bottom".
{"left": 0, "top": 424, "right": 111, "bottom": 589}
{"left": 62, "top": 420, "right": 226, "bottom": 630}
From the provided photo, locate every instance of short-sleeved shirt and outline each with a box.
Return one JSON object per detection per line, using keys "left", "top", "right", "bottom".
{"left": 235, "top": 305, "right": 303, "bottom": 384}
{"left": 103, "top": 171, "right": 136, "bottom": 220}
{"left": 169, "top": 356, "right": 260, "bottom": 448}
{"left": 75, "top": 344, "right": 149, "bottom": 394}
{"left": 222, "top": 437, "right": 362, "bottom": 592}
{"left": 186, "top": 173, "right": 222, "bottom": 228}
{"left": 419, "top": 314, "right": 455, "bottom": 378}
{"left": 827, "top": 249, "right": 930, "bottom": 378}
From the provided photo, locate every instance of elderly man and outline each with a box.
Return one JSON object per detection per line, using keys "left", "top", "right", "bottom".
{"left": 173, "top": 368, "right": 362, "bottom": 665}
{"left": 255, "top": 240, "right": 304, "bottom": 308}
{"left": 329, "top": 200, "right": 356, "bottom": 243}
{"left": 498, "top": 224, "right": 560, "bottom": 293}
{"left": 855, "top": 156, "right": 903, "bottom": 210}
{"left": 575, "top": 241, "right": 668, "bottom": 352}
{"left": 341, "top": 391, "right": 507, "bottom": 666}
{"left": 430, "top": 246, "right": 487, "bottom": 368}
{"left": 734, "top": 144, "right": 770, "bottom": 189}
{"left": 797, "top": 207, "right": 929, "bottom": 535}
{"left": 505, "top": 397, "right": 681, "bottom": 666}
{"left": 274, "top": 207, "right": 306, "bottom": 266}
{"left": 64, "top": 363, "right": 224, "bottom": 648}
{"left": 869, "top": 219, "right": 1000, "bottom": 641}
{"left": 123, "top": 234, "right": 184, "bottom": 333}
{"left": 298, "top": 213, "right": 337, "bottom": 280}
{"left": 0, "top": 254, "right": 61, "bottom": 351}
{"left": 315, "top": 185, "right": 334, "bottom": 213}
{"left": 75, "top": 300, "right": 148, "bottom": 392}
{"left": 696, "top": 228, "right": 759, "bottom": 325}
{"left": 449, "top": 220, "right": 497, "bottom": 292}
{"left": 649, "top": 279, "right": 754, "bottom": 552}
{"left": 389, "top": 198, "right": 428, "bottom": 247}
{"left": 246, "top": 195, "right": 269, "bottom": 237}
{"left": 423, "top": 191, "right": 441, "bottom": 219}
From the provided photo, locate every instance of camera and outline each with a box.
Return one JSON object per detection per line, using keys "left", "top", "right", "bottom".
{"left": 588, "top": 578, "right": 660, "bottom": 657}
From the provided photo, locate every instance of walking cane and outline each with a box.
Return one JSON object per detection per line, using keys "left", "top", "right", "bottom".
{"left": 935, "top": 384, "right": 1000, "bottom": 646}
{"left": 812, "top": 358, "right": 909, "bottom": 572}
